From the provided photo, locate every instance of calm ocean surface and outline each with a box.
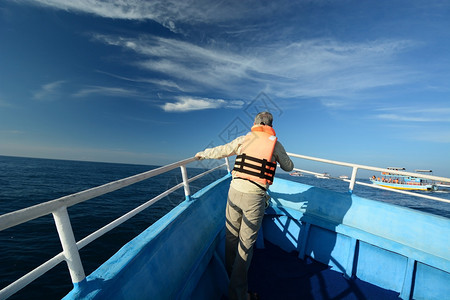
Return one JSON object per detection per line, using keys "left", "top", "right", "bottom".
{"left": 1, "top": 155, "right": 449, "bottom": 299}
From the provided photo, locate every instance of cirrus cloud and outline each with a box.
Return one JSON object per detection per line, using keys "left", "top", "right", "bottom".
{"left": 162, "top": 96, "right": 244, "bottom": 112}
{"left": 72, "top": 86, "right": 140, "bottom": 98}
{"left": 33, "top": 80, "right": 66, "bottom": 101}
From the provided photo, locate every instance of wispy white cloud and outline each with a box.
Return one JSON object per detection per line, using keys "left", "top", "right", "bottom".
{"left": 96, "top": 70, "right": 188, "bottom": 92}
{"left": 27, "top": 0, "right": 278, "bottom": 32}
{"left": 93, "top": 34, "right": 251, "bottom": 91}
{"left": 33, "top": 81, "right": 148, "bottom": 102}
{"left": 94, "top": 34, "right": 416, "bottom": 103}
{"left": 411, "top": 132, "right": 450, "bottom": 143}
{"left": 33, "top": 80, "right": 66, "bottom": 100}
{"left": 260, "top": 39, "right": 419, "bottom": 101}
{"left": 374, "top": 107, "right": 450, "bottom": 123}
{"left": 72, "top": 86, "right": 140, "bottom": 98}
{"left": 162, "top": 96, "right": 244, "bottom": 112}
{"left": 29, "top": 0, "right": 163, "bottom": 20}
{"left": 376, "top": 114, "right": 439, "bottom": 122}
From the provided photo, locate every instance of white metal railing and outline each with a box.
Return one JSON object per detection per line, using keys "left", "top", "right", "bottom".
{"left": 287, "top": 153, "right": 450, "bottom": 204}
{"left": 0, "top": 157, "right": 231, "bottom": 299}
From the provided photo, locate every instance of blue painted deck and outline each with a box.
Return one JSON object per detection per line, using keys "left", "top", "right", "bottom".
{"left": 248, "top": 240, "right": 401, "bottom": 300}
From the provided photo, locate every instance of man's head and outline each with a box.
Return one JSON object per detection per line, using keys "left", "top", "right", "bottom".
{"left": 254, "top": 111, "right": 273, "bottom": 127}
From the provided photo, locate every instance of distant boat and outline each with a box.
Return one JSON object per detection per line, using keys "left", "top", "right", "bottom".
{"left": 370, "top": 168, "right": 436, "bottom": 191}
{"left": 339, "top": 175, "right": 349, "bottom": 180}
{"left": 315, "top": 172, "right": 330, "bottom": 179}
{"left": 289, "top": 171, "right": 303, "bottom": 177}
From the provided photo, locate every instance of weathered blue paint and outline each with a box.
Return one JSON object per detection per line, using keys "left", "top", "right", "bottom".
{"left": 414, "top": 261, "right": 450, "bottom": 299}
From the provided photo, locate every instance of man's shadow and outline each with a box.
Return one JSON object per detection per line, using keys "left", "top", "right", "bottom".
{"left": 268, "top": 183, "right": 353, "bottom": 271}
{"left": 250, "top": 179, "right": 355, "bottom": 299}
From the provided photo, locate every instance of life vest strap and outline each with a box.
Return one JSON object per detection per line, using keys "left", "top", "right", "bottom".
{"left": 233, "top": 154, "right": 276, "bottom": 181}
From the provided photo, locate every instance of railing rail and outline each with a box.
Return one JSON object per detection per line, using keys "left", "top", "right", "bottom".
{"left": 287, "top": 152, "right": 450, "bottom": 204}
{"left": 0, "top": 157, "right": 230, "bottom": 299}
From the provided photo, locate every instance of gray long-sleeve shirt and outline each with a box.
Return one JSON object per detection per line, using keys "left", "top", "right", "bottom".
{"left": 196, "top": 134, "right": 294, "bottom": 194}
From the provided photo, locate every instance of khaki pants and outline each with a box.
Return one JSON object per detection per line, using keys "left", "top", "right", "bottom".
{"left": 225, "top": 186, "right": 266, "bottom": 300}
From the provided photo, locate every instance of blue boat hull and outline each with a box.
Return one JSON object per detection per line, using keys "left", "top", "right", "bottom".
{"left": 64, "top": 175, "right": 450, "bottom": 300}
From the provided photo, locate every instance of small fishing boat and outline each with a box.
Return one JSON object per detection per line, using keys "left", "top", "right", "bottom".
{"left": 370, "top": 167, "right": 437, "bottom": 191}
{"left": 1, "top": 153, "right": 449, "bottom": 300}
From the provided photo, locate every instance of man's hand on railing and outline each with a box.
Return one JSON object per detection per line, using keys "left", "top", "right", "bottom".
{"left": 195, "top": 152, "right": 205, "bottom": 160}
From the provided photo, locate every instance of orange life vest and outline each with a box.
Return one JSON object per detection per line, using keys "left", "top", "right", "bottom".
{"left": 232, "top": 125, "right": 277, "bottom": 186}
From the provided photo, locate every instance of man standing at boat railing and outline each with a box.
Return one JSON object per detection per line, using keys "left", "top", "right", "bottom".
{"left": 195, "top": 111, "right": 294, "bottom": 300}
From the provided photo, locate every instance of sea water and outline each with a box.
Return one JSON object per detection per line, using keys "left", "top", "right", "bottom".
{"left": 0, "top": 155, "right": 449, "bottom": 299}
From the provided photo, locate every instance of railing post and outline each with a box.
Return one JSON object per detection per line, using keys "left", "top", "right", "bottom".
{"left": 52, "top": 207, "right": 85, "bottom": 284}
{"left": 180, "top": 165, "right": 191, "bottom": 201}
{"left": 349, "top": 166, "right": 358, "bottom": 194}
{"left": 225, "top": 157, "right": 231, "bottom": 174}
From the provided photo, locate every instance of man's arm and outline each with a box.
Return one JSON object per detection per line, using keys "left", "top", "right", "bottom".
{"left": 195, "top": 135, "right": 246, "bottom": 160}
{"left": 274, "top": 141, "right": 294, "bottom": 172}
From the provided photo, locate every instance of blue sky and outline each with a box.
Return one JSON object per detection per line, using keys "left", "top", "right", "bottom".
{"left": 1, "top": 0, "right": 450, "bottom": 177}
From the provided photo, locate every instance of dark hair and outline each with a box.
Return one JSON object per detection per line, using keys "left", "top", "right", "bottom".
{"left": 254, "top": 111, "right": 273, "bottom": 127}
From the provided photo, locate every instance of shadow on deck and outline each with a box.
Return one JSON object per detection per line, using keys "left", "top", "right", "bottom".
{"left": 247, "top": 240, "right": 401, "bottom": 300}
